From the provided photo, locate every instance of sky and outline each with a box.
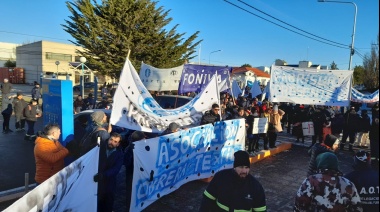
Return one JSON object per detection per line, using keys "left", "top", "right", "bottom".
{"left": 0, "top": 0, "right": 378, "bottom": 70}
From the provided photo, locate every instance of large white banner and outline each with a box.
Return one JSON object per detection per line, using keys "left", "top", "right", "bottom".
{"left": 270, "top": 65, "right": 353, "bottom": 106}
{"left": 5, "top": 147, "right": 99, "bottom": 212}
{"left": 110, "top": 59, "right": 220, "bottom": 133}
{"left": 139, "top": 62, "right": 183, "bottom": 91}
{"left": 129, "top": 119, "right": 246, "bottom": 211}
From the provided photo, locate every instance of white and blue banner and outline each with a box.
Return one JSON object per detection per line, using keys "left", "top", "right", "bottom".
{"left": 110, "top": 59, "right": 220, "bottom": 133}
{"left": 178, "top": 64, "right": 232, "bottom": 94}
{"left": 129, "top": 119, "right": 246, "bottom": 211}
{"left": 5, "top": 147, "right": 99, "bottom": 212}
{"left": 351, "top": 88, "right": 379, "bottom": 103}
{"left": 270, "top": 66, "right": 353, "bottom": 106}
{"left": 139, "top": 62, "right": 184, "bottom": 91}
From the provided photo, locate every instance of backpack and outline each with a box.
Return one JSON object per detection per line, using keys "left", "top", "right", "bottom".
{"left": 23, "top": 105, "right": 31, "bottom": 117}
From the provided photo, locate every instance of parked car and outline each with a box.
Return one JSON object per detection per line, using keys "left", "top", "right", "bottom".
{"left": 73, "top": 82, "right": 96, "bottom": 92}
{"left": 154, "top": 95, "right": 193, "bottom": 109}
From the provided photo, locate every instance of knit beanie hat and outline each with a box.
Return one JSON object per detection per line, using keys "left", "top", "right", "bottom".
{"left": 316, "top": 152, "right": 339, "bottom": 171}
{"left": 130, "top": 131, "right": 145, "bottom": 142}
{"left": 168, "top": 122, "right": 180, "bottom": 131}
{"left": 91, "top": 111, "right": 105, "bottom": 125}
{"left": 233, "top": 150, "right": 250, "bottom": 168}
{"left": 324, "top": 134, "right": 339, "bottom": 148}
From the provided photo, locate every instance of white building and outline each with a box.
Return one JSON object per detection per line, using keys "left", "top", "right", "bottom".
{"left": 0, "top": 42, "right": 18, "bottom": 67}
{"left": 231, "top": 66, "right": 270, "bottom": 88}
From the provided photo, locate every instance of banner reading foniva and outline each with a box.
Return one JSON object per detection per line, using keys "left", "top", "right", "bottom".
{"left": 129, "top": 119, "right": 246, "bottom": 211}
{"left": 270, "top": 66, "right": 353, "bottom": 106}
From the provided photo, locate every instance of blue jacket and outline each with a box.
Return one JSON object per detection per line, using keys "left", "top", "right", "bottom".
{"left": 98, "top": 143, "right": 124, "bottom": 194}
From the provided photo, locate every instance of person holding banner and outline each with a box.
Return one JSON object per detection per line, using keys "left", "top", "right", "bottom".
{"left": 95, "top": 132, "right": 124, "bottom": 212}
{"left": 34, "top": 123, "right": 69, "bottom": 184}
{"left": 311, "top": 106, "right": 328, "bottom": 148}
{"left": 200, "top": 104, "right": 221, "bottom": 125}
{"left": 199, "top": 150, "right": 267, "bottom": 212}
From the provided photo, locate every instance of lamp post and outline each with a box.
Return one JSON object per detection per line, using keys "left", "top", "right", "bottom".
{"left": 209, "top": 50, "right": 222, "bottom": 64}
{"left": 318, "top": 0, "right": 357, "bottom": 70}
{"left": 79, "top": 56, "right": 87, "bottom": 97}
{"left": 55, "top": 61, "right": 60, "bottom": 79}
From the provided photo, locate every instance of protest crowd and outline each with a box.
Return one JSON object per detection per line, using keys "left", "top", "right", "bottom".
{"left": 1, "top": 63, "right": 380, "bottom": 212}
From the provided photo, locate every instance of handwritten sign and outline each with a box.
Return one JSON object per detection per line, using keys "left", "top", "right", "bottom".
{"left": 302, "top": 122, "right": 314, "bottom": 136}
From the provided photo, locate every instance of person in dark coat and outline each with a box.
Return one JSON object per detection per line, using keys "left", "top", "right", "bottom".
{"left": 12, "top": 92, "right": 27, "bottom": 131}
{"left": 344, "top": 150, "right": 379, "bottom": 211}
{"left": 31, "top": 83, "right": 42, "bottom": 104}
{"left": 200, "top": 104, "right": 221, "bottom": 125}
{"left": 307, "top": 134, "right": 340, "bottom": 176}
{"left": 24, "top": 98, "right": 42, "bottom": 140}
{"left": 330, "top": 111, "right": 344, "bottom": 138}
{"left": 292, "top": 105, "right": 309, "bottom": 143}
{"left": 340, "top": 106, "right": 360, "bottom": 151}
{"left": 1, "top": 94, "right": 14, "bottom": 133}
{"left": 199, "top": 151, "right": 267, "bottom": 212}
{"left": 94, "top": 132, "right": 124, "bottom": 212}
{"left": 311, "top": 106, "right": 328, "bottom": 147}
{"left": 357, "top": 110, "right": 371, "bottom": 147}
{"left": 369, "top": 115, "right": 379, "bottom": 165}
{"left": 0, "top": 78, "right": 12, "bottom": 98}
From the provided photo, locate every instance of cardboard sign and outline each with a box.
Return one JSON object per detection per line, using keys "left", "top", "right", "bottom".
{"left": 252, "top": 118, "right": 268, "bottom": 134}
{"left": 302, "top": 122, "right": 314, "bottom": 136}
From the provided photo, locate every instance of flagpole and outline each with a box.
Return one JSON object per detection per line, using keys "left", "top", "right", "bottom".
{"left": 215, "top": 71, "right": 222, "bottom": 119}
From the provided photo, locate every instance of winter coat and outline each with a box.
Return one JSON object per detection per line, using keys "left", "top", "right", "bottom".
{"left": 269, "top": 109, "right": 285, "bottom": 133}
{"left": 1, "top": 96, "right": 13, "bottom": 114}
{"left": 34, "top": 136, "right": 69, "bottom": 183}
{"left": 294, "top": 170, "right": 362, "bottom": 212}
{"left": 343, "top": 111, "right": 360, "bottom": 132}
{"left": 0, "top": 82, "right": 12, "bottom": 94}
{"left": 24, "top": 104, "right": 39, "bottom": 121}
{"left": 12, "top": 98, "right": 27, "bottom": 117}
{"left": 200, "top": 110, "right": 221, "bottom": 125}
{"left": 307, "top": 143, "right": 334, "bottom": 176}
{"left": 311, "top": 109, "right": 328, "bottom": 131}
{"left": 331, "top": 113, "right": 344, "bottom": 135}
{"left": 359, "top": 114, "right": 371, "bottom": 132}
{"left": 369, "top": 122, "right": 379, "bottom": 142}
{"left": 31, "top": 86, "right": 42, "bottom": 99}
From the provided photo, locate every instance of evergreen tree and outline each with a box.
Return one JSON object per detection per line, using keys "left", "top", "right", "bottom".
{"left": 353, "top": 65, "right": 365, "bottom": 85}
{"left": 62, "top": 0, "right": 201, "bottom": 76}
{"left": 330, "top": 61, "right": 339, "bottom": 70}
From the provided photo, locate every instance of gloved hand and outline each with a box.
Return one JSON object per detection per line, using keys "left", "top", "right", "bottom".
{"left": 93, "top": 173, "right": 103, "bottom": 182}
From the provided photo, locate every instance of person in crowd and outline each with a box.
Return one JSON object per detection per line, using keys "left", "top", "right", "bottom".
{"left": 307, "top": 134, "right": 340, "bottom": 176}
{"left": 246, "top": 108, "right": 261, "bottom": 154}
{"left": 369, "top": 114, "right": 379, "bottom": 166}
{"left": 199, "top": 150, "right": 266, "bottom": 212}
{"left": 24, "top": 98, "right": 42, "bottom": 140}
{"left": 345, "top": 150, "right": 379, "bottom": 211}
{"left": 101, "top": 85, "right": 108, "bottom": 99}
{"left": 161, "top": 122, "right": 181, "bottom": 135}
{"left": 330, "top": 110, "right": 344, "bottom": 138}
{"left": 1, "top": 94, "right": 15, "bottom": 133}
{"left": 220, "top": 103, "right": 233, "bottom": 120}
{"left": 200, "top": 103, "right": 221, "bottom": 125}
{"left": 78, "top": 111, "right": 110, "bottom": 157}
{"left": 94, "top": 132, "right": 124, "bottom": 212}
{"left": 0, "top": 78, "right": 12, "bottom": 98}
{"left": 279, "top": 102, "right": 293, "bottom": 134}
{"left": 371, "top": 102, "right": 379, "bottom": 121}
{"left": 237, "top": 96, "right": 250, "bottom": 109}
{"left": 34, "top": 123, "right": 69, "bottom": 184}
{"left": 96, "top": 96, "right": 112, "bottom": 109}
{"left": 249, "top": 98, "right": 261, "bottom": 117}
{"left": 356, "top": 109, "right": 371, "bottom": 147}
{"left": 13, "top": 92, "right": 27, "bottom": 131}
{"left": 267, "top": 104, "right": 285, "bottom": 148}
{"left": 124, "top": 131, "right": 146, "bottom": 210}
{"left": 83, "top": 93, "right": 95, "bottom": 110}
{"left": 73, "top": 94, "right": 84, "bottom": 114}
{"left": 294, "top": 152, "right": 362, "bottom": 211}
{"left": 292, "top": 105, "right": 308, "bottom": 143}
{"left": 310, "top": 106, "right": 328, "bottom": 147}
{"left": 31, "top": 83, "right": 42, "bottom": 104}
{"left": 341, "top": 106, "right": 360, "bottom": 151}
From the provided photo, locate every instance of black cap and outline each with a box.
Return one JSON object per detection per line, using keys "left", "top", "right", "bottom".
{"left": 16, "top": 92, "right": 23, "bottom": 96}
{"left": 130, "top": 131, "right": 145, "bottom": 142}
{"left": 233, "top": 150, "right": 250, "bottom": 168}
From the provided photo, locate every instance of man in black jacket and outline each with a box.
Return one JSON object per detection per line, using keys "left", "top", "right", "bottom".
{"left": 199, "top": 150, "right": 266, "bottom": 212}
{"left": 341, "top": 106, "right": 360, "bottom": 151}
{"left": 200, "top": 104, "right": 221, "bottom": 125}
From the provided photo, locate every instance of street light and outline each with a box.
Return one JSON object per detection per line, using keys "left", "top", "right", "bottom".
{"left": 318, "top": 0, "right": 357, "bottom": 70}
{"left": 55, "top": 61, "right": 60, "bottom": 79}
{"left": 209, "top": 50, "right": 222, "bottom": 64}
{"left": 79, "top": 56, "right": 87, "bottom": 97}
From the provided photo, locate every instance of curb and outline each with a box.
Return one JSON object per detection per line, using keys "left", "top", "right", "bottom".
{"left": 201, "top": 142, "right": 293, "bottom": 183}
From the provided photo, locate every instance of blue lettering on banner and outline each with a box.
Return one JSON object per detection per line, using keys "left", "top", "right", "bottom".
{"left": 145, "top": 69, "right": 151, "bottom": 78}
{"left": 133, "top": 120, "right": 244, "bottom": 208}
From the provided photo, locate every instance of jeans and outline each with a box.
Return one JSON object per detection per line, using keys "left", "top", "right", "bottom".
{"left": 1, "top": 112, "right": 11, "bottom": 131}
{"left": 26, "top": 120, "right": 36, "bottom": 135}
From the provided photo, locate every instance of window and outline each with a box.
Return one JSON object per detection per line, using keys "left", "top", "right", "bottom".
{"left": 45, "top": 52, "right": 72, "bottom": 62}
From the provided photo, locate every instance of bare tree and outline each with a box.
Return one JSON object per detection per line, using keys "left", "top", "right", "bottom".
{"left": 363, "top": 34, "right": 379, "bottom": 91}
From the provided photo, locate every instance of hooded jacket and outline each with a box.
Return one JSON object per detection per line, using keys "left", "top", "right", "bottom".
{"left": 34, "top": 135, "right": 69, "bottom": 183}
